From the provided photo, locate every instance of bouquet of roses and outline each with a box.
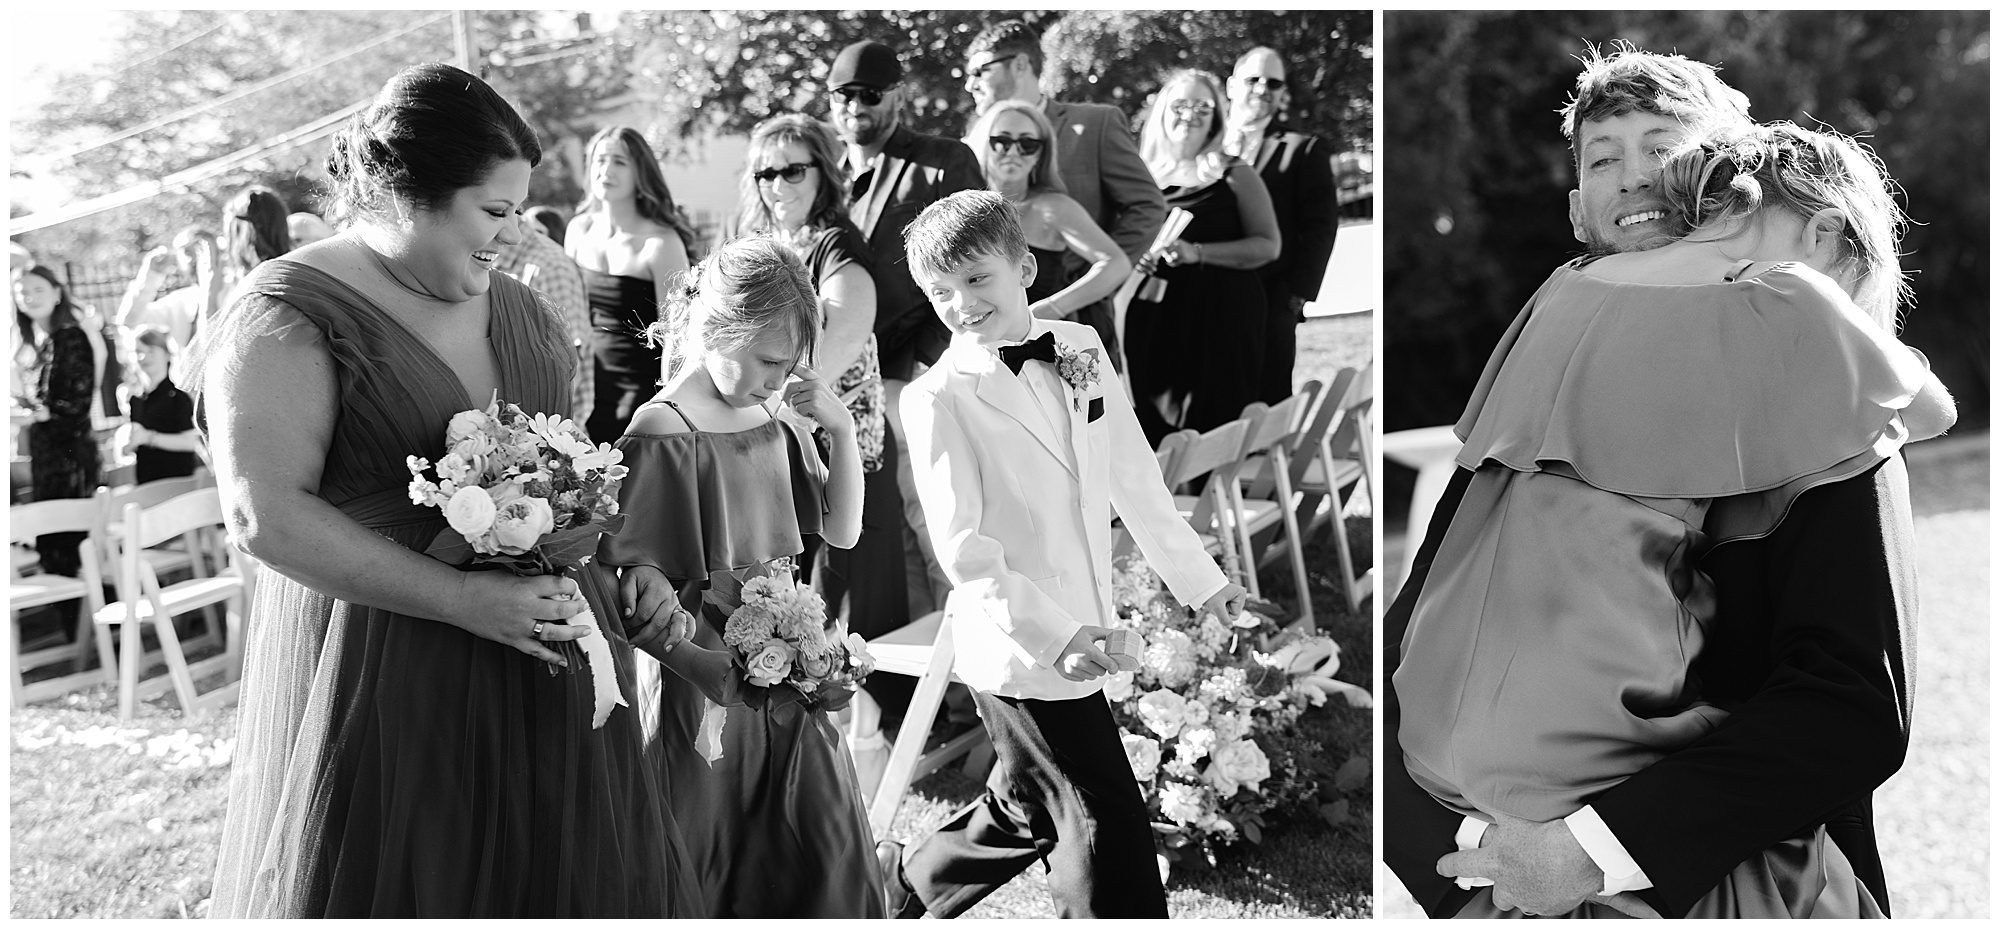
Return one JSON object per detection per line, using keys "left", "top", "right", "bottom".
{"left": 721, "top": 574, "right": 875, "bottom": 708}
{"left": 406, "top": 392, "right": 631, "bottom": 727}
{"left": 1099, "top": 552, "right": 1370, "bottom": 874}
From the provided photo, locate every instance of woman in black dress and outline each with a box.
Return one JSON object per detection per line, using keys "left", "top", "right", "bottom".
{"left": 12, "top": 263, "right": 101, "bottom": 575}
{"left": 1126, "top": 69, "right": 1281, "bottom": 445}
{"left": 565, "top": 126, "right": 700, "bottom": 444}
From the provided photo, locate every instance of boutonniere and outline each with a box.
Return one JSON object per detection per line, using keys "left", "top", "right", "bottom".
{"left": 1054, "top": 343, "right": 1103, "bottom": 412}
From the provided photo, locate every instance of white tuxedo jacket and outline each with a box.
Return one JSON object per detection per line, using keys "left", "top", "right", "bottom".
{"left": 901, "top": 318, "right": 1227, "bottom": 700}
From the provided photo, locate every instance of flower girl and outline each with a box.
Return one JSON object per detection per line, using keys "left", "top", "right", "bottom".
{"left": 574, "top": 235, "right": 884, "bottom": 917}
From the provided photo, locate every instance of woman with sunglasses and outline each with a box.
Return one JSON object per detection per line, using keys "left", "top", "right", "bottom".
{"left": 1127, "top": 69, "right": 1281, "bottom": 445}
{"left": 733, "top": 114, "right": 912, "bottom": 668}
{"left": 567, "top": 126, "right": 701, "bottom": 444}
{"left": 966, "top": 100, "right": 1132, "bottom": 323}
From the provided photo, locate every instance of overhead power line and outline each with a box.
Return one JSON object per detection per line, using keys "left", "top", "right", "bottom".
{"left": 109, "top": 19, "right": 228, "bottom": 77}
{"left": 46, "top": 11, "right": 451, "bottom": 163}
{"left": 10, "top": 100, "right": 368, "bottom": 236}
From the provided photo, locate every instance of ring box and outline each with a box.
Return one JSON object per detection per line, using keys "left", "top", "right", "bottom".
{"left": 1103, "top": 629, "right": 1145, "bottom": 673}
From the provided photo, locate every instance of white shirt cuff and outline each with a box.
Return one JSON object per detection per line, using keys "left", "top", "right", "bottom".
{"left": 1564, "top": 805, "right": 1653, "bottom": 894}
{"left": 1452, "top": 816, "right": 1493, "bottom": 889}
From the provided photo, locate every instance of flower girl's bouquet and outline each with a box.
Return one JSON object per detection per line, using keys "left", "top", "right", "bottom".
{"left": 406, "top": 392, "right": 631, "bottom": 727}
{"left": 721, "top": 575, "right": 875, "bottom": 709}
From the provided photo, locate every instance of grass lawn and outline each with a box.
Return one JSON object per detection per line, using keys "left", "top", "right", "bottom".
{"left": 9, "top": 315, "right": 1379, "bottom": 918}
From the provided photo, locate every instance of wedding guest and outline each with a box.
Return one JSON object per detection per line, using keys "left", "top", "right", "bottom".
{"left": 12, "top": 262, "right": 101, "bottom": 574}
{"left": 566, "top": 126, "right": 698, "bottom": 444}
{"left": 1224, "top": 46, "right": 1338, "bottom": 402}
{"left": 1126, "top": 69, "right": 1280, "bottom": 444}
{"left": 118, "top": 326, "right": 203, "bottom": 483}
{"left": 496, "top": 216, "right": 593, "bottom": 423}
{"left": 581, "top": 235, "right": 881, "bottom": 917}
{"left": 967, "top": 99, "right": 1131, "bottom": 321}
{"left": 963, "top": 19, "right": 1165, "bottom": 366}
{"left": 734, "top": 114, "right": 908, "bottom": 650}
{"left": 525, "top": 205, "right": 567, "bottom": 245}
{"left": 115, "top": 225, "right": 215, "bottom": 355}
{"left": 198, "top": 62, "right": 694, "bottom": 917}
{"left": 286, "top": 211, "right": 336, "bottom": 248}
{"left": 827, "top": 39, "right": 983, "bottom": 619}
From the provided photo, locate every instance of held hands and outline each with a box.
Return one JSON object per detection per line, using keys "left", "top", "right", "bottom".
{"left": 452, "top": 570, "right": 593, "bottom": 668}
{"left": 1434, "top": 814, "right": 1659, "bottom": 918}
{"left": 1055, "top": 624, "right": 1120, "bottom": 682}
{"left": 619, "top": 563, "right": 695, "bottom": 653}
{"left": 780, "top": 363, "right": 853, "bottom": 437}
{"left": 1200, "top": 582, "right": 1248, "bottom": 625}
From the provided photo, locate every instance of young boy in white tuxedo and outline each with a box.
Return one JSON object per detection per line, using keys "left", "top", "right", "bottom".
{"left": 882, "top": 191, "right": 1246, "bottom": 917}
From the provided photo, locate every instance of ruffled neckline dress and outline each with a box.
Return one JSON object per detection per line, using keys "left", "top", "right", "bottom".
{"left": 1395, "top": 262, "right": 1918, "bottom": 917}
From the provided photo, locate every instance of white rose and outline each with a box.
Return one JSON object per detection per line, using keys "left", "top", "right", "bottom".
{"left": 1135, "top": 690, "right": 1189, "bottom": 739}
{"left": 1211, "top": 710, "right": 1247, "bottom": 743}
{"left": 490, "top": 496, "right": 555, "bottom": 553}
{"left": 1182, "top": 699, "right": 1210, "bottom": 729}
{"left": 444, "top": 485, "right": 497, "bottom": 537}
{"left": 1120, "top": 731, "right": 1162, "bottom": 781}
{"left": 1204, "top": 738, "right": 1271, "bottom": 797}
{"left": 445, "top": 408, "right": 492, "bottom": 443}
{"left": 745, "top": 639, "right": 797, "bottom": 687}
{"left": 1102, "top": 670, "right": 1136, "bottom": 703}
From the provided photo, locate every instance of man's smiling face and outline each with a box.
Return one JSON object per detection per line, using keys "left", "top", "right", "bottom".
{"left": 1568, "top": 110, "right": 1691, "bottom": 254}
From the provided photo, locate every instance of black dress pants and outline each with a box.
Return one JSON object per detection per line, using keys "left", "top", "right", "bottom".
{"left": 903, "top": 690, "right": 1166, "bottom": 918}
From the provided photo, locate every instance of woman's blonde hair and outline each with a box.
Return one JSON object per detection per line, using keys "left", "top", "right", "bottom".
{"left": 647, "top": 234, "right": 821, "bottom": 381}
{"left": 968, "top": 99, "right": 1066, "bottom": 197}
{"left": 1660, "top": 121, "right": 1909, "bottom": 328}
{"left": 1139, "top": 69, "right": 1231, "bottom": 187}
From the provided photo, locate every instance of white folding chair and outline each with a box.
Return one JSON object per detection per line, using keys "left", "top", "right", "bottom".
{"left": 1164, "top": 419, "right": 1253, "bottom": 587}
{"left": 1225, "top": 392, "right": 1317, "bottom": 626}
{"left": 861, "top": 611, "right": 993, "bottom": 837}
{"left": 9, "top": 499, "right": 117, "bottom": 706}
{"left": 95, "top": 474, "right": 223, "bottom": 652}
{"left": 94, "top": 487, "right": 252, "bottom": 720}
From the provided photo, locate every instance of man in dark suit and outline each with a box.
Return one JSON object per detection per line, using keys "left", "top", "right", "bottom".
{"left": 1224, "top": 47, "right": 1337, "bottom": 403}
{"left": 829, "top": 39, "right": 985, "bottom": 624}
{"left": 963, "top": 20, "right": 1165, "bottom": 368}
{"left": 1385, "top": 46, "right": 1914, "bottom": 918}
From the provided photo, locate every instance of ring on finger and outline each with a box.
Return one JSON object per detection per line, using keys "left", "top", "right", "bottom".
{"left": 531, "top": 620, "right": 545, "bottom": 640}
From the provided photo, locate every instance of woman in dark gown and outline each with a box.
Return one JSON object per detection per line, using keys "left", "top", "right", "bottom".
{"left": 565, "top": 126, "right": 700, "bottom": 444}
{"left": 197, "top": 64, "right": 693, "bottom": 918}
{"left": 12, "top": 263, "right": 101, "bottom": 575}
{"left": 1125, "top": 69, "right": 1281, "bottom": 446}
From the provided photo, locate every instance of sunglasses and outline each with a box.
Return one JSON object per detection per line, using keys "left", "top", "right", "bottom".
{"left": 987, "top": 134, "right": 1045, "bottom": 157}
{"left": 967, "top": 54, "right": 1020, "bottom": 81}
{"left": 832, "top": 85, "right": 892, "bottom": 107}
{"left": 1168, "top": 99, "right": 1217, "bottom": 117}
{"left": 752, "top": 162, "right": 815, "bottom": 185}
{"left": 1242, "top": 76, "right": 1288, "bottom": 91}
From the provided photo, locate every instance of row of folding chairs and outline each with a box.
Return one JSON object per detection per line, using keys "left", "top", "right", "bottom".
{"left": 8, "top": 472, "right": 253, "bottom": 720}
{"left": 1150, "top": 363, "right": 1375, "bottom": 627}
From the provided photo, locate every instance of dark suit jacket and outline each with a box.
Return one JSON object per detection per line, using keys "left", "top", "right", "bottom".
{"left": 1043, "top": 98, "right": 1165, "bottom": 267}
{"left": 1249, "top": 121, "right": 1338, "bottom": 307}
{"left": 1385, "top": 456, "right": 1915, "bottom": 918}
{"left": 846, "top": 124, "right": 984, "bottom": 379}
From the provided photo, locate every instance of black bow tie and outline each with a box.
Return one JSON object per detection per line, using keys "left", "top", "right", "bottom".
{"left": 998, "top": 331, "right": 1058, "bottom": 374}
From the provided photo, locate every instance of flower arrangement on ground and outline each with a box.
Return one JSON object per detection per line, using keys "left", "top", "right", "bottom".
{"left": 721, "top": 573, "right": 875, "bottom": 709}
{"left": 406, "top": 392, "right": 631, "bottom": 727}
{"left": 1102, "top": 551, "right": 1370, "bottom": 873}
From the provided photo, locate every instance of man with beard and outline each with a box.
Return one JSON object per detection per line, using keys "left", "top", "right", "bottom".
{"left": 1223, "top": 46, "right": 1338, "bottom": 403}
{"left": 829, "top": 39, "right": 984, "bottom": 633}
{"left": 963, "top": 19, "right": 1163, "bottom": 369}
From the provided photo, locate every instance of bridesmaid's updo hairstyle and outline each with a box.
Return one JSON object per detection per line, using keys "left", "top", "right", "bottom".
{"left": 325, "top": 63, "right": 542, "bottom": 226}
{"left": 648, "top": 235, "right": 821, "bottom": 381}
{"left": 1660, "top": 121, "right": 1908, "bottom": 328}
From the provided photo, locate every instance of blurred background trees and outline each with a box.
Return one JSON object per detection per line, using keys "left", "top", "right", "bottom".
{"left": 11, "top": 9, "right": 1369, "bottom": 295}
{"left": 1383, "top": 10, "right": 1990, "bottom": 430}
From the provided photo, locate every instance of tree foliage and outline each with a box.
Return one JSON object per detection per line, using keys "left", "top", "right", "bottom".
{"left": 1384, "top": 10, "right": 1990, "bottom": 430}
